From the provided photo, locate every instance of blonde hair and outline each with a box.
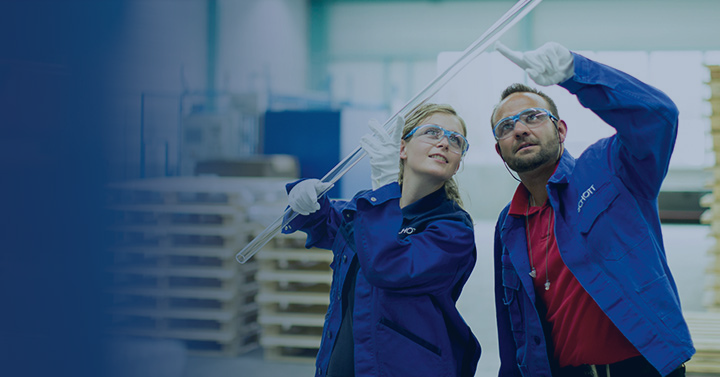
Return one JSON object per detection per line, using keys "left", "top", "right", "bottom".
{"left": 398, "top": 103, "right": 467, "bottom": 207}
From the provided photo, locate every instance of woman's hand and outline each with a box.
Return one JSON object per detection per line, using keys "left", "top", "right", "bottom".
{"left": 360, "top": 115, "right": 404, "bottom": 190}
{"left": 287, "top": 179, "right": 333, "bottom": 215}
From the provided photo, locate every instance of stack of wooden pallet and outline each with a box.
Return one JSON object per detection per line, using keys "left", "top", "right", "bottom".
{"left": 105, "top": 176, "right": 288, "bottom": 356}
{"left": 690, "top": 64, "right": 720, "bottom": 373}
{"left": 684, "top": 311, "right": 720, "bottom": 374}
{"left": 706, "top": 65, "right": 720, "bottom": 309}
{"left": 255, "top": 231, "right": 332, "bottom": 363}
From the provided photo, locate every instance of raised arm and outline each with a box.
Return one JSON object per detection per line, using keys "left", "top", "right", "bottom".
{"left": 496, "top": 41, "right": 678, "bottom": 197}
{"left": 560, "top": 53, "right": 678, "bottom": 197}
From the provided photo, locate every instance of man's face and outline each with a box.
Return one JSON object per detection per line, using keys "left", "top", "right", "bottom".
{"left": 492, "top": 92, "right": 565, "bottom": 173}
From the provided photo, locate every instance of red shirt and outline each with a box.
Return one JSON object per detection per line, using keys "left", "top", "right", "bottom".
{"left": 509, "top": 185, "right": 641, "bottom": 367}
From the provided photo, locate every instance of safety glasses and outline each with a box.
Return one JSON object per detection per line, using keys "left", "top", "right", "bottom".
{"left": 493, "top": 108, "right": 558, "bottom": 141}
{"left": 403, "top": 124, "right": 469, "bottom": 155}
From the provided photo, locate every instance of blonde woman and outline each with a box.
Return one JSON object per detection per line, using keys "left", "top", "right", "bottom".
{"left": 283, "top": 103, "right": 480, "bottom": 377}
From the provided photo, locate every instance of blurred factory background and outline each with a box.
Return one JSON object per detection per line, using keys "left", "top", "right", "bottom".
{"left": 4, "top": 1, "right": 720, "bottom": 376}
{"left": 103, "top": 0, "right": 720, "bottom": 221}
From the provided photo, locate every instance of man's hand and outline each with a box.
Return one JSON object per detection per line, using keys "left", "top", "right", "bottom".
{"left": 496, "top": 41, "right": 574, "bottom": 86}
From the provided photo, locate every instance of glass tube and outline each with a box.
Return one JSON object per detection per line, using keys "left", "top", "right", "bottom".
{"left": 236, "top": 0, "right": 544, "bottom": 264}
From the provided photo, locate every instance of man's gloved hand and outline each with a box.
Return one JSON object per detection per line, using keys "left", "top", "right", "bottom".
{"left": 359, "top": 115, "right": 404, "bottom": 190}
{"left": 288, "top": 179, "right": 333, "bottom": 216}
{"left": 495, "top": 41, "right": 574, "bottom": 86}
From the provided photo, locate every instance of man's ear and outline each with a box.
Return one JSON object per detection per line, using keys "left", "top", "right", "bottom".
{"left": 495, "top": 143, "right": 504, "bottom": 160}
{"left": 399, "top": 140, "right": 407, "bottom": 160}
{"left": 556, "top": 119, "right": 568, "bottom": 144}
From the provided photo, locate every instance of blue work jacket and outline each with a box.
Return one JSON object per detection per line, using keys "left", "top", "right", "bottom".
{"left": 493, "top": 53, "right": 695, "bottom": 377}
{"left": 284, "top": 182, "right": 481, "bottom": 377}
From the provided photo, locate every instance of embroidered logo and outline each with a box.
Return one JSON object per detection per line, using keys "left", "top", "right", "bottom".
{"left": 577, "top": 184, "right": 596, "bottom": 213}
{"left": 399, "top": 227, "right": 416, "bottom": 235}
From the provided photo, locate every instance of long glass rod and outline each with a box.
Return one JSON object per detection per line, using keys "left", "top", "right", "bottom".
{"left": 236, "top": 0, "right": 543, "bottom": 263}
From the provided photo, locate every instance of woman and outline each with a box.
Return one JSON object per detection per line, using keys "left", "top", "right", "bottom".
{"left": 283, "top": 103, "right": 480, "bottom": 377}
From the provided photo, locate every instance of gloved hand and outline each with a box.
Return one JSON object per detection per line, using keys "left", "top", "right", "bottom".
{"left": 359, "top": 115, "right": 404, "bottom": 190}
{"left": 495, "top": 41, "right": 574, "bottom": 86}
{"left": 288, "top": 179, "right": 333, "bottom": 216}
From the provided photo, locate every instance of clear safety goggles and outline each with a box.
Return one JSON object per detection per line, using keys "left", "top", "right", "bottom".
{"left": 403, "top": 124, "right": 469, "bottom": 155}
{"left": 492, "top": 108, "right": 558, "bottom": 141}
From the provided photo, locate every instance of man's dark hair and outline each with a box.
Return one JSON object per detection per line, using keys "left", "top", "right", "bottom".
{"left": 490, "top": 83, "right": 560, "bottom": 129}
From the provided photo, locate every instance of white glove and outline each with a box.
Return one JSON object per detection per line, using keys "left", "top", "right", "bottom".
{"left": 359, "top": 115, "right": 404, "bottom": 190}
{"left": 288, "top": 179, "right": 333, "bottom": 216}
{"left": 495, "top": 41, "right": 574, "bottom": 86}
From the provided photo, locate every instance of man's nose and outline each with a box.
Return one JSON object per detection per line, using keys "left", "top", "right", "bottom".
{"left": 512, "top": 120, "right": 531, "bottom": 137}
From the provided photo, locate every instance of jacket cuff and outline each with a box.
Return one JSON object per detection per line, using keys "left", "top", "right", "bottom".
{"left": 282, "top": 179, "right": 316, "bottom": 234}
{"left": 559, "top": 53, "right": 587, "bottom": 94}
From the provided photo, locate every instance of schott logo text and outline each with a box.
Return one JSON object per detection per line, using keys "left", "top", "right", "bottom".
{"left": 399, "top": 227, "right": 416, "bottom": 235}
{"left": 577, "top": 184, "right": 596, "bottom": 213}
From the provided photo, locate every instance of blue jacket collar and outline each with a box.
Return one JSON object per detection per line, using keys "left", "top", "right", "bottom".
{"left": 402, "top": 186, "right": 448, "bottom": 220}
{"left": 549, "top": 149, "right": 575, "bottom": 185}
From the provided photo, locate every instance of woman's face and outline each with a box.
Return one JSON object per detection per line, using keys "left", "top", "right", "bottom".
{"left": 400, "top": 112, "right": 464, "bottom": 184}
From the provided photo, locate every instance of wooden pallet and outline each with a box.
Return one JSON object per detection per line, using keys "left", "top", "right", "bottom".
{"left": 108, "top": 227, "right": 251, "bottom": 250}
{"left": 110, "top": 304, "right": 257, "bottom": 331}
{"left": 255, "top": 237, "right": 332, "bottom": 362}
{"left": 107, "top": 261, "right": 260, "bottom": 355}
{"left": 183, "top": 332, "right": 260, "bottom": 356}
{"left": 256, "top": 289, "right": 329, "bottom": 308}
{"left": 109, "top": 262, "right": 258, "bottom": 285}
{"left": 104, "top": 176, "right": 291, "bottom": 356}
{"left": 704, "top": 74, "right": 720, "bottom": 314}
{"left": 708, "top": 65, "right": 720, "bottom": 81}
{"left": 259, "top": 325, "right": 323, "bottom": 363}
{"left": 106, "top": 176, "right": 289, "bottom": 207}
{"left": 109, "top": 250, "right": 257, "bottom": 272}
{"left": 108, "top": 326, "right": 261, "bottom": 356}
{"left": 109, "top": 283, "right": 258, "bottom": 311}
{"left": 685, "top": 311, "right": 720, "bottom": 373}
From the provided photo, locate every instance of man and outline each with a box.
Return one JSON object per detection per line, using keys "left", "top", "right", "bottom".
{"left": 490, "top": 41, "right": 694, "bottom": 377}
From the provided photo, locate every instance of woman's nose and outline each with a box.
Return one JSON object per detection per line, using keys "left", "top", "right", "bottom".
{"left": 436, "top": 136, "right": 450, "bottom": 148}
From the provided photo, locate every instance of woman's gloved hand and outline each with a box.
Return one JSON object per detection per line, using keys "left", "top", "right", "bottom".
{"left": 359, "top": 115, "right": 404, "bottom": 190}
{"left": 288, "top": 179, "right": 333, "bottom": 215}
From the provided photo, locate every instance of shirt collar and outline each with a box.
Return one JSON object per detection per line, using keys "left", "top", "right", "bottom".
{"left": 508, "top": 154, "right": 568, "bottom": 217}
{"left": 549, "top": 149, "right": 575, "bottom": 185}
{"left": 402, "top": 186, "right": 448, "bottom": 219}
{"left": 508, "top": 184, "right": 532, "bottom": 217}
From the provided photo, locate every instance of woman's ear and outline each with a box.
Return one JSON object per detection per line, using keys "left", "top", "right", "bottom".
{"left": 399, "top": 139, "right": 407, "bottom": 160}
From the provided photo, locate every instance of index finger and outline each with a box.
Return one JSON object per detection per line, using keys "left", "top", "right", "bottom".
{"left": 495, "top": 41, "right": 530, "bottom": 70}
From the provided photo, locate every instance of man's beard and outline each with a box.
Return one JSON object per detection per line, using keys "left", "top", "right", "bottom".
{"left": 505, "top": 136, "right": 561, "bottom": 173}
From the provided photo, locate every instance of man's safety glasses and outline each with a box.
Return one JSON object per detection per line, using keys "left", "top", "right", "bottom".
{"left": 492, "top": 108, "right": 558, "bottom": 141}
{"left": 403, "top": 124, "right": 469, "bottom": 155}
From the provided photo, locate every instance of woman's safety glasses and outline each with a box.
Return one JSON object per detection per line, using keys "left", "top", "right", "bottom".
{"left": 493, "top": 108, "right": 558, "bottom": 141}
{"left": 403, "top": 124, "right": 469, "bottom": 155}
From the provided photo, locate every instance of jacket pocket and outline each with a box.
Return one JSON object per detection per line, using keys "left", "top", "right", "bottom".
{"left": 378, "top": 317, "right": 441, "bottom": 356}
{"left": 501, "top": 254, "right": 523, "bottom": 334}
{"left": 376, "top": 317, "right": 447, "bottom": 377}
{"left": 578, "top": 181, "right": 647, "bottom": 260}
{"left": 501, "top": 254, "right": 520, "bottom": 306}
{"left": 637, "top": 275, "right": 683, "bottom": 330}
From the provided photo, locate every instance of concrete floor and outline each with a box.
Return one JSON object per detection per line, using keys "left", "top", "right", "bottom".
{"left": 122, "top": 222, "right": 717, "bottom": 377}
